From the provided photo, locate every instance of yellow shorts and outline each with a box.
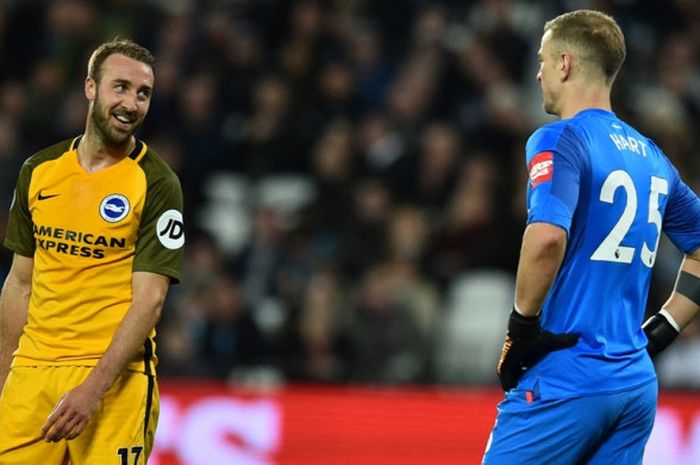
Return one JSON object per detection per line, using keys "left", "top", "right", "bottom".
{"left": 0, "top": 366, "right": 159, "bottom": 465}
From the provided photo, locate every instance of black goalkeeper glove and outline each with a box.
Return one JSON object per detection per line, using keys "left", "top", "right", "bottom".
{"left": 643, "top": 311, "right": 680, "bottom": 357}
{"left": 497, "top": 308, "right": 579, "bottom": 391}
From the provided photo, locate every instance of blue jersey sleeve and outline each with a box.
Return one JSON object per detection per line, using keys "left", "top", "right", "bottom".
{"left": 663, "top": 166, "right": 700, "bottom": 253}
{"left": 526, "top": 125, "right": 587, "bottom": 234}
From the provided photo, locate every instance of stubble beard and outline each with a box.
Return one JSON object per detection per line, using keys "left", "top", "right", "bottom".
{"left": 90, "top": 93, "right": 140, "bottom": 149}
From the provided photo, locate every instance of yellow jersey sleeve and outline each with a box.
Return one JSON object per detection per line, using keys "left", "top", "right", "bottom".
{"left": 4, "top": 140, "right": 69, "bottom": 257}
{"left": 4, "top": 162, "right": 35, "bottom": 257}
{"left": 132, "top": 150, "right": 184, "bottom": 283}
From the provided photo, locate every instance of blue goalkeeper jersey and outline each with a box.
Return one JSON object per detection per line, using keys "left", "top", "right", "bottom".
{"left": 519, "top": 108, "right": 700, "bottom": 399}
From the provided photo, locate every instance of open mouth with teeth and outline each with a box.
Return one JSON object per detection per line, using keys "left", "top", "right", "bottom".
{"left": 113, "top": 114, "right": 135, "bottom": 129}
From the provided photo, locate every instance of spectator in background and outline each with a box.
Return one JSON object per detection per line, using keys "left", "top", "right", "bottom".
{"left": 23, "top": 59, "right": 67, "bottom": 148}
{"left": 235, "top": 206, "right": 289, "bottom": 320}
{"left": 392, "top": 122, "right": 461, "bottom": 215}
{"left": 428, "top": 153, "right": 518, "bottom": 286}
{"left": 348, "top": 24, "right": 392, "bottom": 110}
{"left": 195, "top": 273, "right": 268, "bottom": 380}
{"left": 357, "top": 111, "right": 408, "bottom": 184}
{"left": 347, "top": 262, "right": 431, "bottom": 384}
{"left": 282, "top": 267, "right": 353, "bottom": 382}
{"left": 158, "top": 231, "right": 223, "bottom": 378}
{"left": 301, "top": 118, "right": 358, "bottom": 259}
{"left": 340, "top": 178, "right": 393, "bottom": 278}
{"left": 386, "top": 205, "right": 440, "bottom": 335}
{"left": 240, "top": 75, "right": 303, "bottom": 176}
{"left": 176, "top": 73, "right": 225, "bottom": 174}
{"left": 0, "top": 115, "right": 23, "bottom": 205}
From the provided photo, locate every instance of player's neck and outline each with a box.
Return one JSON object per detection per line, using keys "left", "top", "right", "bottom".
{"left": 78, "top": 129, "right": 135, "bottom": 174}
{"left": 558, "top": 84, "right": 613, "bottom": 120}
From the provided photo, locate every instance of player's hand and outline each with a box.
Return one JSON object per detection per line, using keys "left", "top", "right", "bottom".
{"left": 40, "top": 382, "right": 102, "bottom": 442}
{"left": 497, "top": 308, "right": 579, "bottom": 391}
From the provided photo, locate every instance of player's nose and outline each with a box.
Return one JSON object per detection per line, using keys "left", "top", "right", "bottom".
{"left": 120, "top": 90, "right": 139, "bottom": 112}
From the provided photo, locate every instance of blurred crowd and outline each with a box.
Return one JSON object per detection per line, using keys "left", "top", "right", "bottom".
{"left": 2, "top": 0, "right": 700, "bottom": 388}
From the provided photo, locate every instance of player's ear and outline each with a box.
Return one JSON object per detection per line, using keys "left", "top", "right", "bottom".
{"left": 85, "top": 76, "right": 96, "bottom": 101}
{"left": 560, "top": 53, "right": 572, "bottom": 82}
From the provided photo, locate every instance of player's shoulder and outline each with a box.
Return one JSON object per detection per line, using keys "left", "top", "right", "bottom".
{"left": 526, "top": 120, "right": 578, "bottom": 157}
{"left": 137, "top": 143, "right": 181, "bottom": 187}
{"left": 22, "top": 138, "right": 75, "bottom": 171}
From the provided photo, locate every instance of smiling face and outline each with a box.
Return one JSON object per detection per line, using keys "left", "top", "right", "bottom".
{"left": 86, "top": 53, "right": 154, "bottom": 147}
{"left": 537, "top": 30, "right": 561, "bottom": 116}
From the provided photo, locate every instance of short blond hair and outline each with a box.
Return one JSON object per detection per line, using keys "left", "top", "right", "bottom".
{"left": 87, "top": 38, "right": 156, "bottom": 84}
{"left": 544, "top": 10, "right": 626, "bottom": 84}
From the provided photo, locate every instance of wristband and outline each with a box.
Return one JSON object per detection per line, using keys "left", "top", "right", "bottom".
{"left": 676, "top": 271, "right": 700, "bottom": 308}
{"left": 658, "top": 308, "right": 681, "bottom": 332}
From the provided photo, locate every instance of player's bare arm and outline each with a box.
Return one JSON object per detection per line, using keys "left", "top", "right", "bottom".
{"left": 40, "top": 271, "right": 169, "bottom": 442}
{"left": 514, "top": 222, "right": 567, "bottom": 316}
{"left": 644, "top": 248, "right": 700, "bottom": 356}
{"left": 662, "top": 249, "right": 700, "bottom": 328}
{"left": 0, "top": 254, "right": 33, "bottom": 393}
{"left": 496, "top": 221, "right": 578, "bottom": 391}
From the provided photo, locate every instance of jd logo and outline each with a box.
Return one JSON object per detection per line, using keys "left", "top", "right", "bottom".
{"left": 156, "top": 210, "right": 185, "bottom": 249}
{"left": 160, "top": 218, "right": 183, "bottom": 239}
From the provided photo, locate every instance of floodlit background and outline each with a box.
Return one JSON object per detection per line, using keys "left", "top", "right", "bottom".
{"left": 1, "top": 0, "right": 700, "bottom": 463}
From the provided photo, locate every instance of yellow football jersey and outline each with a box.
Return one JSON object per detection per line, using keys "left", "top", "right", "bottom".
{"left": 3, "top": 136, "right": 184, "bottom": 374}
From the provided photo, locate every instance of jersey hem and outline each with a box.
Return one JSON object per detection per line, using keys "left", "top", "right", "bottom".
{"left": 3, "top": 240, "right": 35, "bottom": 257}
{"left": 519, "top": 376, "right": 658, "bottom": 401}
{"left": 11, "top": 357, "right": 155, "bottom": 375}
{"left": 132, "top": 263, "right": 181, "bottom": 283}
{"left": 525, "top": 217, "right": 570, "bottom": 233}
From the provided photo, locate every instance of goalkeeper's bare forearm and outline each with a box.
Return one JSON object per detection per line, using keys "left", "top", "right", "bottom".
{"left": 644, "top": 248, "right": 700, "bottom": 356}
{"left": 514, "top": 222, "right": 567, "bottom": 315}
{"left": 660, "top": 249, "right": 700, "bottom": 329}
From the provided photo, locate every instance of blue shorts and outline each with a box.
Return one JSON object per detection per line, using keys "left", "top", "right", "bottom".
{"left": 482, "top": 381, "right": 657, "bottom": 465}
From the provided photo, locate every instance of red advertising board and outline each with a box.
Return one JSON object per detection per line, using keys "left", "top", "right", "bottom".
{"left": 151, "top": 380, "right": 698, "bottom": 465}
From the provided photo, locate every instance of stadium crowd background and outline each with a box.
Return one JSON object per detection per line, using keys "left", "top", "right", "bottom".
{"left": 1, "top": 0, "right": 700, "bottom": 388}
